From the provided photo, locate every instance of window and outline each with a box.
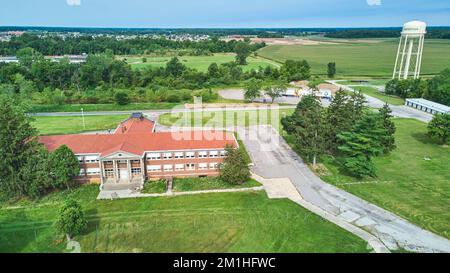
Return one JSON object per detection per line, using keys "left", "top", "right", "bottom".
{"left": 163, "top": 164, "right": 173, "bottom": 172}
{"left": 198, "top": 151, "right": 208, "bottom": 158}
{"left": 185, "top": 152, "right": 195, "bottom": 158}
{"left": 131, "top": 160, "right": 141, "bottom": 164}
{"left": 147, "top": 165, "right": 161, "bottom": 172}
{"left": 77, "top": 156, "right": 84, "bottom": 163}
{"left": 209, "top": 163, "right": 219, "bottom": 170}
{"left": 209, "top": 151, "right": 219, "bottom": 158}
{"left": 105, "top": 169, "right": 114, "bottom": 178}
{"left": 163, "top": 152, "right": 173, "bottom": 159}
{"left": 220, "top": 150, "right": 227, "bottom": 157}
{"left": 174, "top": 152, "right": 184, "bottom": 159}
{"left": 85, "top": 155, "right": 99, "bottom": 163}
{"left": 147, "top": 153, "right": 161, "bottom": 160}
{"left": 175, "top": 164, "right": 184, "bottom": 171}
{"left": 198, "top": 163, "right": 208, "bottom": 170}
{"left": 79, "top": 169, "right": 85, "bottom": 175}
{"left": 87, "top": 168, "right": 100, "bottom": 175}
{"left": 131, "top": 168, "right": 142, "bottom": 175}
{"left": 186, "top": 163, "right": 195, "bottom": 170}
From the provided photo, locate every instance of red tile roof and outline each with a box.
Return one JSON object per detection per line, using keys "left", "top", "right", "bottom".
{"left": 39, "top": 131, "right": 237, "bottom": 157}
{"left": 114, "top": 117, "right": 155, "bottom": 134}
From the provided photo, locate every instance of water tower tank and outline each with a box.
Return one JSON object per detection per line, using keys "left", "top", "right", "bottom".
{"left": 393, "top": 21, "right": 427, "bottom": 80}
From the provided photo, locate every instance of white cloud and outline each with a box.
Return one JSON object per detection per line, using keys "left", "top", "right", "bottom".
{"left": 67, "top": 0, "right": 81, "bottom": 6}
{"left": 366, "top": 0, "right": 381, "bottom": 6}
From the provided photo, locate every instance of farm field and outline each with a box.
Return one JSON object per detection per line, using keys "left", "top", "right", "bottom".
{"left": 32, "top": 115, "right": 129, "bottom": 135}
{"left": 258, "top": 39, "right": 450, "bottom": 77}
{"left": 0, "top": 187, "right": 369, "bottom": 253}
{"left": 319, "top": 119, "right": 450, "bottom": 239}
{"left": 118, "top": 53, "right": 277, "bottom": 72}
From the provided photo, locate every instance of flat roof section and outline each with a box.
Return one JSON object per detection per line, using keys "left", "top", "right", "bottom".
{"left": 406, "top": 98, "right": 450, "bottom": 114}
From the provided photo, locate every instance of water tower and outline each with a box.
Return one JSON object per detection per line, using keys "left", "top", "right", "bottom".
{"left": 392, "top": 21, "right": 426, "bottom": 80}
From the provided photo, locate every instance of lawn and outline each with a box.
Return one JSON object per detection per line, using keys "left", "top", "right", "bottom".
{"left": 258, "top": 39, "right": 450, "bottom": 77}
{"left": 118, "top": 53, "right": 276, "bottom": 72}
{"left": 32, "top": 115, "right": 129, "bottom": 135}
{"left": 352, "top": 86, "right": 405, "bottom": 106}
{"left": 142, "top": 180, "right": 167, "bottom": 194}
{"left": 30, "top": 102, "right": 180, "bottom": 113}
{"left": 172, "top": 177, "right": 261, "bottom": 192}
{"left": 0, "top": 185, "right": 369, "bottom": 253}
{"left": 319, "top": 119, "right": 450, "bottom": 239}
{"left": 158, "top": 108, "right": 294, "bottom": 128}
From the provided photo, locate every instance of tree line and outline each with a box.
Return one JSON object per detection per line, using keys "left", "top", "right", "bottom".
{"left": 386, "top": 68, "right": 450, "bottom": 106}
{"left": 0, "top": 33, "right": 265, "bottom": 56}
{"left": 325, "top": 28, "right": 450, "bottom": 39}
{"left": 0, "top": 47, "right": 312, "bottom": 106}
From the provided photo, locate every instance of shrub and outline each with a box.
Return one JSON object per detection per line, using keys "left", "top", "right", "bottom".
{"left": 114, "top": 91, "right": 130, "bottom": 105}
{"left": 55, "top": 199, "right": 87, "bottom": 239}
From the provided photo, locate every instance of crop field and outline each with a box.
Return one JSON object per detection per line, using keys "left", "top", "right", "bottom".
{"left": 258, "top": 39, "right": 450, "bottom": 77}
{"left": 118, "top": 53, "right": 277, "bottom": 72}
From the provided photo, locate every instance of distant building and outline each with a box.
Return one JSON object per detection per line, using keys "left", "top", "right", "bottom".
{"left": 0, "top": 56, "right": 19, "bottom": 63}
{"left": 405, "top": 98, "right": 450, "bottom": 115}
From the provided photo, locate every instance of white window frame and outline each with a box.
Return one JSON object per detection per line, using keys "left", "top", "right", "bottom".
{"left": 185, "top": 152, "right": 195, "bottom": 158}
{"left": 174, "top": 152, "right": 184, "bottom": 159}
{"left": 147, "top": 165, "right": 161, "bottom": 172}
{"left": 209, "top": 151, "right": 219, "bottom": 158}
{"left": 79, "top": 169, "right": 85, "bottom": 175}
{"left": 163, "top": 152, "right": 173, "bottom": 160}
{"left": 198, "top": 151, "right": 208, "bottom": 158}
{"left": 163, "top": 164, "right": 173, "bottom": 172}
{"left": 85, "top": 155, "right": 99, "bottom": 163}
{"left": 209, "top": 163, "right": 219, "bottom": 170}
{"left": 87, "top": 168, "right": 100, "bottom": 175}
{"left": 220, "top": 150, "right": 227, "bottom": 157}
{"left": 131, "top": 168, "right": 142, "bottom": 175}
{"left": 147, "top": 153, "right": 161, "bottom": 160}
{"left": 198, "top": 163, "right": 208, "bottom": 170}
{"left": 186, "top": 163, "right": 195, "bottom": 170}
{"left": 175, "top": 164, "right": 184, "bottom": 171}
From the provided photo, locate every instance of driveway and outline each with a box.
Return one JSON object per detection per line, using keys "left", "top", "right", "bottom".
{"left": 329, "top": 81, "right": 433, "bottom": 123}
{"left": 237, "top": 125, "right": 450, "bottom": 252}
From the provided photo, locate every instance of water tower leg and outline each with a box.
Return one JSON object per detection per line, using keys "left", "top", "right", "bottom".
{"left": 393, "top": 37, "right": 403, "bottom": 79}
{"left": 403, "top": 39, "right": 414, "bottom": 79}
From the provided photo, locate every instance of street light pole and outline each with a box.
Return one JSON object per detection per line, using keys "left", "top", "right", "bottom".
{"left": 81, "top": 108, "right": 86, "bottom": 130}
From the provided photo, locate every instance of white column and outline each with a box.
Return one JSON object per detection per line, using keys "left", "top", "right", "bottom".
{"left": 113, "top": 160, "right": 118, "bottom": 183}
{"left": 403, "top": 39, "right": 414, "bottom": 79}
{"left": 393, "top": 36, "right": 403, "bottom": 79}
{"left": 398, "top": 36, "right": 409, "bottom": 80}
{"left": 127, "top": 159, "right": 132, "bottom": 183}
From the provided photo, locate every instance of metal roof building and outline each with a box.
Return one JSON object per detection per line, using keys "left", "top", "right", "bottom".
{"left": 405, "top": 98, "right": 450, "bottom": 115}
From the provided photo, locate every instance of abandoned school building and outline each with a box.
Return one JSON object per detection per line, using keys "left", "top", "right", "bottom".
{"left": 38, "top": 113, "right": 238, "bottom": 190}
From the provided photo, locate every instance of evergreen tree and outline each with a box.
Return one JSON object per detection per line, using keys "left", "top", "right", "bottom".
{"left": 378, "top": 103, "right": 396, "bottom": 153}
{"left": 428, "top": 113, "right": 450, "bottom": 144}
{"left": 0, "top": 95, "right": 39, "bottom": 197}
{"left": 327, "top": 62, "right": 336, "bottom": 78}
{"left": 337, "top": 113, "right": 386, "bottom": 178}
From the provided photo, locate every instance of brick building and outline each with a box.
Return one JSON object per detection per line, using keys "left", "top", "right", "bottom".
{"left": 39, "top": 113, "right": 238, "bottom": 190}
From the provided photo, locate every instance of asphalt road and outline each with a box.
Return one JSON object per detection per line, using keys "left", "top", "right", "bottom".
{"left": 238, "top": 125, "right": 450, "bottom": 253}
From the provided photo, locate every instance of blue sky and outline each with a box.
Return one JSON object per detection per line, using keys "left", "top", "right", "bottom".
{"left": 2, "top": 0, "right": 450, "bottom": 28}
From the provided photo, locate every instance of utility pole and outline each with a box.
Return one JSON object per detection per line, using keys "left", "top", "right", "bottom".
{"left": 81, "top": 108, "right": 86, "bottom": 130}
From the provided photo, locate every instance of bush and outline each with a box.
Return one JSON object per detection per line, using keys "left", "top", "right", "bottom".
{"left": 219, "top": 146, "right": 250, "bottom": 185}
{"left": 166, "top": 93, "right": 181, "bottom": 103}
{"left": 55, "top": 199, "right": 87, "bottom": 239}
{"left": 114, "top": 91, "right": 130, "bottom": 105}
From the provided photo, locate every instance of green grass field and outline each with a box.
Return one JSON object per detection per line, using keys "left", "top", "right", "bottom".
{"left": 258, "top": 39, "right": 450, "bottom": 77}
{"left": 0, "top": 186, "right": 369, "bottom": 253}
{"left": 119, "top": 53, "right": 277, "bottom": 72}
{"left": 172, "top": 177, "right": 261, "bottom": 192}
{"left": 32, "top": 115, "right": 129, "bottom": 135}
{"left": 351, "top": 86, "right": 405, "bottom": 106}
{"left": 158, "top": 108, "right": 294, "bottom": 128}
{"left": 319, "top": 119, "right": 450, "bottom": 239}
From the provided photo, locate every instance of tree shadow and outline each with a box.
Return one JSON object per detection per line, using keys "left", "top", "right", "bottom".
{"left": 84, "top": 207, "right": 100, "bottom": 234}
{"left": 411, "top": 132, "right": 441, "bottom": 145}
